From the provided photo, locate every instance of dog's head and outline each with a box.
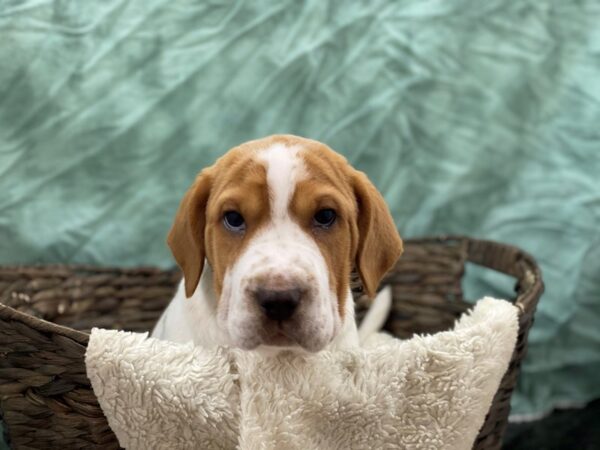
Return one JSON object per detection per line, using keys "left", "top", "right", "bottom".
{"left": 168, "top": 135, "right": 402, "bottom": 352}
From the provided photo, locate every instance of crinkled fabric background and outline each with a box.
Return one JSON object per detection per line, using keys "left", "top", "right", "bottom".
{"left": 0, "top": 0, "right": 599, "bottom": 440}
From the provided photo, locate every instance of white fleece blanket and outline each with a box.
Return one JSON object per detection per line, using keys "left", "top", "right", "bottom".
{"left": 85, "top": 298, "right": 518, "bottom": 450}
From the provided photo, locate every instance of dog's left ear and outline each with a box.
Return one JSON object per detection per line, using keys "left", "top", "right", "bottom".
{"left": 352, "top": 170, "right": 403, "bottom": 299}
{"left": 167, "top": 168, "right": 213, "bottom": 298}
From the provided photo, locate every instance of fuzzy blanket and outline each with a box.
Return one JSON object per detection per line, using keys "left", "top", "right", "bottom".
{"left": 85, "top": 297, "right": 518, "bottom": 450}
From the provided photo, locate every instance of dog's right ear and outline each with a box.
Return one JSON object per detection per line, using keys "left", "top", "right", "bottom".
{"left": 167, "top": 169, "right": 213, "bottom": 298}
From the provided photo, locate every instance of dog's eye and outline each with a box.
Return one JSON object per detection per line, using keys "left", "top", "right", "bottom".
{"left": 313, "top": 208, "right": 336, "bottom": 228}
{"left": 223, "top": 211, "right": 246, "bottom": 232}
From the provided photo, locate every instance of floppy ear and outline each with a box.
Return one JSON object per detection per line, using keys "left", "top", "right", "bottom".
{"left": 167, "top": 169, "right": 213, "bottom": 298}
{"left": 352, "top": 170, "right": 403, "bottom": 299}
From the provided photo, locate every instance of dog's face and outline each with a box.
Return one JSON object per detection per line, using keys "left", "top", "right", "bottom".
{"left": 168, "top": 135, "right": 402, "bottom": 352}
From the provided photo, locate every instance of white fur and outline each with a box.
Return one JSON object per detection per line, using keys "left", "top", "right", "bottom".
{"left": 357, "top": 286, "right": 392, "bottom": 343}
{"left": 152, "top": 264, "right": 227, "bottom": 347}
{"left": 153, "top": 144, "right": 358, "bottom": 353}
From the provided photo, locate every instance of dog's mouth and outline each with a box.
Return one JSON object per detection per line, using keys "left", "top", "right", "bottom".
{"left": 263, "top": 326, "right": 298, "bottom": 347}
{"left": 257, "top": 320, "right": 333, "bottom": 353}
{"left": 235, "top": 320, "right": 332, "bottom": 353}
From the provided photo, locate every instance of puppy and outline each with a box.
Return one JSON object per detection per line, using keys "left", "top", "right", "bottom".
{"left": 152, "top": 135, "right": 402, "bottom": 353}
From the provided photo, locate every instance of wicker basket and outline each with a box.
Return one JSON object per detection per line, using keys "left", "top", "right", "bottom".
{"left": 0, "top": 236, "right": 542, "bottom": 450}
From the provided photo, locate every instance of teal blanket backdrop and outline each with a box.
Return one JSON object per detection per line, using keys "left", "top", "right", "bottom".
{"left": 1, "top": 0, "right": 599, "bottom": 432}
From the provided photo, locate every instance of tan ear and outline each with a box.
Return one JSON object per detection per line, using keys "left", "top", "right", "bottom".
{"left": 352, "top": 170, "right": 403, "bottom": 299}
{"left": 167, "top": 169, "right": 213, "bottom": 298}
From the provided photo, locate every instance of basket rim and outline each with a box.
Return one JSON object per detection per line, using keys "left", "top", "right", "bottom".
{"left": 0, "top": 266, "right": 177, "bottom": 347}
{"left": 0, "top": 302, "right": 89, "bottom": 345}
{"left": 407, "top": 235, "right": 544, "bottom": 319}
{"left": 0, "top": 235, "right": 543, "bottom": 342}
{"left": 0, "top": 264, "right": 174, "bottom": 275}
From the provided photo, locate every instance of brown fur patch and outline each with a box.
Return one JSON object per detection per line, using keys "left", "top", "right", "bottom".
{"left": 291, "top": 145, "right": 358, "bottom": 315}
{"left": 168, "top": 144, "right": 271, "bottom": 297}
{"left": 203, "top": 151, "right": 271, "bottom": 297}
{"left": 291, "top": 136, "right": 403, "bottom": 308}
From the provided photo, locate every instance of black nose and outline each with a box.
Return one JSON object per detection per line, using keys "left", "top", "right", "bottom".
{"left": 255, "top": 288, "right": 302, "bottom": 321}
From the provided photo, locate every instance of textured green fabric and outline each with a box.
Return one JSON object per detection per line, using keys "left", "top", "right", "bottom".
{"left": 1, "top": 0, "right": 599, "bottom": 424}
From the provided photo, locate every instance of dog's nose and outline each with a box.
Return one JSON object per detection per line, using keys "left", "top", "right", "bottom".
{"left": 255, "top": 288, "right": 302, "bottom": 321}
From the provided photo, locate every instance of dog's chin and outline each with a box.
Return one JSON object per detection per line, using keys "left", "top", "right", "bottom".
{"left": 231, "top": 326, "right": 333, "bottom": 354}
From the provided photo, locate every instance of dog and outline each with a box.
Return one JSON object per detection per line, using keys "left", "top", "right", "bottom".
{"left": 152, "top": 135, "right": 403, "bottom": 353}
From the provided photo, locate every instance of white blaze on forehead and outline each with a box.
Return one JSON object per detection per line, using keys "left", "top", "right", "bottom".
{"left": 258, "top": 144, "right": 307, "bottom": 219}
